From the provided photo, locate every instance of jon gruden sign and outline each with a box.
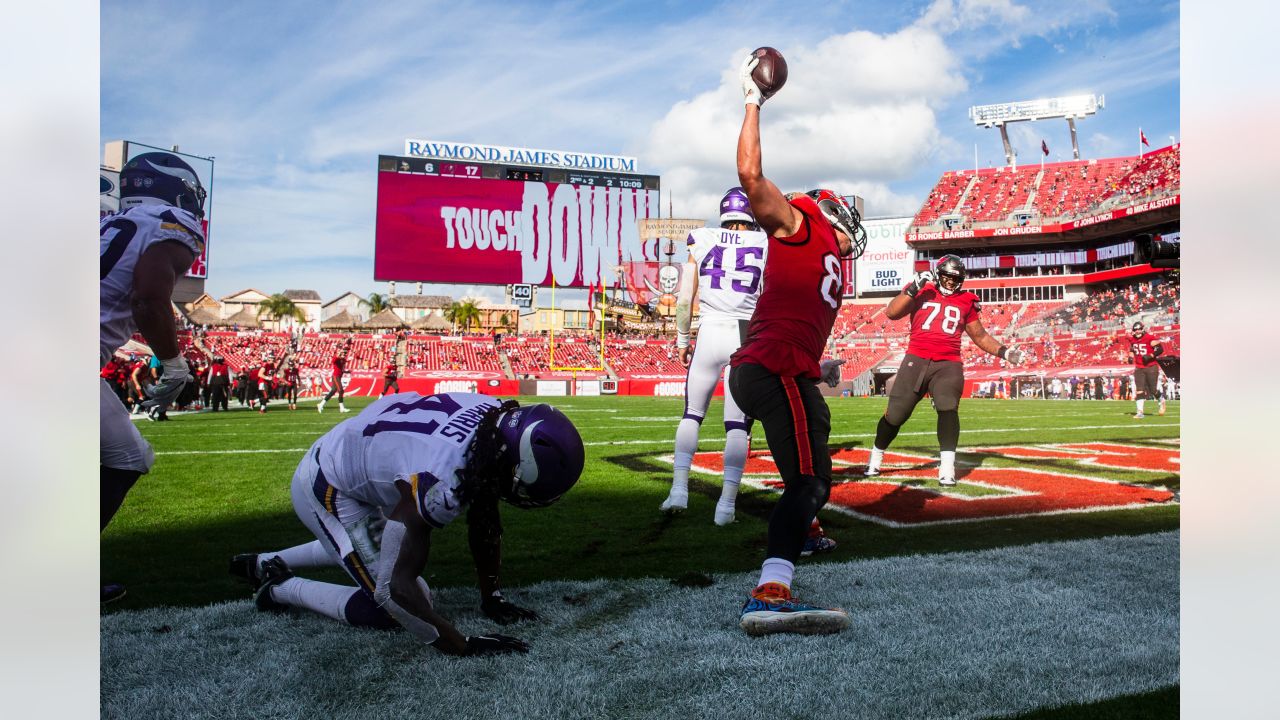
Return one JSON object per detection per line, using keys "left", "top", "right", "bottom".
{"left": 855, "top": 217, "right": 915, "bottom": 294}
{"left": 375, "top": 172, "right": 663, "bottom": 287}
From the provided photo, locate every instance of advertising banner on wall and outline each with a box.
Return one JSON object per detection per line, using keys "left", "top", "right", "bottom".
{"left": 375, "top": 173, "right": 661, "bottom": 288}
{"left": 854, "top": 216, "right": 914, "bottom": 295}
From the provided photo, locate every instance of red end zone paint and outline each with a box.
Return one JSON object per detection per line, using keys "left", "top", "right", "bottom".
{"left": 973, "top": 443, "right": 1179, "bottom": 474}
{"left": 683, "top": 444, "right": 1176, "bottom": 527}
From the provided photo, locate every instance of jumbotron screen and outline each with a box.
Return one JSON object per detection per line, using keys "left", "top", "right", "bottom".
{"left": 374, "top": 156, "right": 662, "bottom": 288}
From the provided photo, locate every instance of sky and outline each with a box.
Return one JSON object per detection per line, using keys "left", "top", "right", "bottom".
{"left": 100, "top": 0, "right": 1179, "bottom": 304}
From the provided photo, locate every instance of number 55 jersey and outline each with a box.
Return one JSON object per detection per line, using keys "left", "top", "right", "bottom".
{"left": 904, "top": 284, "right": 981, "bottom": 362}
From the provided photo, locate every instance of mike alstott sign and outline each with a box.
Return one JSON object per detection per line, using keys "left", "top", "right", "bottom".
{"left": 405, "top": 139, "right": 638, "bottom": 172}
{"left": 855, "top": 217, "right": 915, "bottom": 294}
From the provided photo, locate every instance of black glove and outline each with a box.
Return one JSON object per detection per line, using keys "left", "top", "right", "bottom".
{"left": 481, "top": 591, "right": 540, "bottom": 625}
{"left": 464, "top": 633, "right": 529, "bottom": 656}
{"left": 1142, "top": 354, "right": 1155, "bottom": 364}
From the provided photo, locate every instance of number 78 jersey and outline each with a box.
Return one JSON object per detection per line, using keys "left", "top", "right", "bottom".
{"left": 686, "top": 227, "right": 769, "bottom": 320}
{"left": 905, "top": 284, "right": 981, "bottom": 362}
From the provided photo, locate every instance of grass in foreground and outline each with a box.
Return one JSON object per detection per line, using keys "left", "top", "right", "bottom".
{"left": 103, "top": 396, "right": 1178, "bottom": 610}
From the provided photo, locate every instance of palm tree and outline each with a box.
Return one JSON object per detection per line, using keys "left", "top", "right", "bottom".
{"left": 446, "top": 299, "right": 481, "bottom": 334}
{"left": 257, "top": 294, "right": 307, "bottom": 330}
{"left": 360, "top": 292, "right": 391, "bottom": 319}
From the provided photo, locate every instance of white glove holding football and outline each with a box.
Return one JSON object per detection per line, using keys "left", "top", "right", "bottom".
{"left": 904, "top": 271, "right": 934, "bottom": 297}
{"left": 143, "top": 356, "right": 192, "bottom": 407}
{"left": 1003, "top": 348, "right": 1024, "bottom": 366}
{"left": 740, "top": 54, "right": 765, "bottom": 107}
{"left": 819, "top": 359, "right": 845, "bottom": 388}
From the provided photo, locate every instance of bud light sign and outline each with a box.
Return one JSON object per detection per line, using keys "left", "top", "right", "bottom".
{"left": 854, "top": 217, "right": 915, "bottom": 294}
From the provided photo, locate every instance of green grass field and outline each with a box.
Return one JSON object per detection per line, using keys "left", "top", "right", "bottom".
{"left": 102, "top": 395, "right": 1179, "bottom": 719}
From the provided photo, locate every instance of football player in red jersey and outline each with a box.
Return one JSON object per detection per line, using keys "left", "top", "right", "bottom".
{"left": 380, "top": 358, "right": 401, "bottom": 397}
{"left": 729, "top": 54, "right": 867, "bottom": 637}
{"left": 1127, "top": 320, "right": 1165, "bottom": 418}
{"left": 318, "top": 349, "right": 350, "bottom": 413}
{"left": 257, "top": 356, "right": 275, "bottom": 414}
{"left": 282, "top": 359, "right": 301, "bottom": 410}
{"left": 864, "top": 255, "right": 1025, "bottom": 486}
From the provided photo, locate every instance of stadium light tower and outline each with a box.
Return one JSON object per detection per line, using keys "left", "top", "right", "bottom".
{"left": 969, "top": 94, "right": 1104, "bottom": 165}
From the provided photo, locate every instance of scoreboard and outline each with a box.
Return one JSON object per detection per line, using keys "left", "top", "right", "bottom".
{"left": 374, "top": 154, "right": 664, "bottom": 288}
{"left": 378, "top": 155, "right": 659, "bottom": 190}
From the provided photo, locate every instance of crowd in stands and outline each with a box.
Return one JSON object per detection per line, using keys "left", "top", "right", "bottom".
{"left": 910, "top": 146, "right": 1180, "bottom": 229}
{"left": 404, "top": 337, "right": 504, "bottom": 372}
{"left": 1037, "top": 276, "right": 1179, "bottom": 334}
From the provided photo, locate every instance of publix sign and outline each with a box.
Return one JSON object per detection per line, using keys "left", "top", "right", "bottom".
{"left": 855, "top": 217, "right": 914, "bottom": 294}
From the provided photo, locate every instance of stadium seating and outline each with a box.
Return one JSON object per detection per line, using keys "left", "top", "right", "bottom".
{"left": 404, "top": 336, "right": 504, "bottom": 373}
{"left": 202, "top": 331, "right": 291, "bottom": 370}
{"left": 909, "top": 172, "right": 971, "bottom": 226}
{"left": 605, "top": 342, "right": 685, "bottom": 376}
{"left": 909, "top": 146, "right": 1180, "bottom": 230}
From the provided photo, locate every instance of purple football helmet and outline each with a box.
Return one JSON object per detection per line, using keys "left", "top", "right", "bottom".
{"left": 496, "top": 404, "right": 584, "bottom": 508}
{"left": 119, "top": 152, "right": 207, "bottom": 219}
{"left": 719, "top": 187, "right": 757, "bottom": 228}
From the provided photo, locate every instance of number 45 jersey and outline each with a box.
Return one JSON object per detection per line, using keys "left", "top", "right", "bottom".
{"left": 317, "top": 392, "right": 500, "bottom": 528}
{"left": 686, "top": 226, "right": 769, "bottom": 320}
{"left": 905, "top": 284, "right": 981, "bottom": 362}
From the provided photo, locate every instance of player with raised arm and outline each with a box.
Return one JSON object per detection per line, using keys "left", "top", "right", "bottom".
{"left": 230, "top": 393, "right": 585, "bottom": 655}
{"left": 729, "top": 53, "right": 866, "bottom": 636}
{"left": 100, "top": 152, "right": 205, "bottom": 603}
{"left": 863, "top": 255, "right": 1024, "bottom": 486}
{"left": 660, "top": 187, "right": 767, "bottom": 526}
{"left": 1128, "top": 320, "right": 1165, "bottom": 418}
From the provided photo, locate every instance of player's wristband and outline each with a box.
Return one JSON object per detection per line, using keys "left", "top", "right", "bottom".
{"left": 997, "top": 345, "right": 1008, "bottom": 360}
{"left": 676, "top": 331, "right": 690, "bottom": 349}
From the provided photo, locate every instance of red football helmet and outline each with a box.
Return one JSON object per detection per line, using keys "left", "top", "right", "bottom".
{"left": 805, "top": 189, "right": 866, "bottom": 258}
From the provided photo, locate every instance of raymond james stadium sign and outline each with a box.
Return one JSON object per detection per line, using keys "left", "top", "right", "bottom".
{"left": 405, "top": 140, "right": 638, "bottom": 172}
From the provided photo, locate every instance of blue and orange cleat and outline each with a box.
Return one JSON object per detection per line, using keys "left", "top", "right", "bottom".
{"left": 739, "top": 582, "right": 849, "bottom": 636}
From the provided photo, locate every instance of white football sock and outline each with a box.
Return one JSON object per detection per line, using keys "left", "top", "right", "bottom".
{"left": 664, "top": 418, "right": 701, "bottom": 510}
{"left": 939, "top": 450, "right": 956, "bottom": 478}
{"left": 716, "top": 429, "right": 748, "bottom": 525}
{"left": 270, "top": 577, "right": 360, "bottom": 624}
{"left": 757, "top": 558, "right": 795, "bottom": 590}
{"left": 1136, "top": 399, "right": 1145, "bottom": 414}
{"left": 868, "top": 446, "right": 885, "bottom": 472}
{"left": 261, "top": 540, "right": 335, "bottom": 571}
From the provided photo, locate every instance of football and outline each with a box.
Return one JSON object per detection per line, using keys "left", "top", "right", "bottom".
{"left": 751, "top": 46, "right": 788, "bottom": 100}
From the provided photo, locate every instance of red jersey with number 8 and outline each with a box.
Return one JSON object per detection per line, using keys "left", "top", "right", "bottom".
{"left": 905, "top": 284, "right": 981, "bottom": 362}
{"left": 731, "top": 195, "right": 843, "bottom": 379}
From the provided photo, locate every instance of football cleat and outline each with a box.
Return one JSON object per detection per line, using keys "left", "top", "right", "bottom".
{"left": 863, "top": 465, "right": 880, "bottom": 477}
{"left": 660, "top": 490, "right": 688, "bottom": 513}
{"left": 801, "top": 534, "right": 838, "bottom": 556}
{"left": 939, "top": 475, "right": 957, "bottom": 487}
{"left": 317, "top": 401, "right": 325, "bottom": 413}
{"left": 229, "top": 553, "right": 262, "bottom": 585}
{"left": 254, "top": 557, "right": 294, "bottom": 613}
{"left": 740, "top": 583, "right": 849, "bottom": 636}
{"left": 714, "top": 501, "right": 735, "bottom": 526}
{"left": 1134, "top": 413, "right": 1145, "bottom": 419}
{"left": 101, "top": 583, "right": 127, "bottom": 605}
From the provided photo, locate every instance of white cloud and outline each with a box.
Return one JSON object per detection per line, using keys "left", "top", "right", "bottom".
{"left": 643, "top": 25, "right": 965, "bottom": 219}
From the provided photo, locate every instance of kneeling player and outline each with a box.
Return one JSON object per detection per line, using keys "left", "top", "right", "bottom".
{"left": 865, "top": 256, "right": 1024, "bottom": 486}
{"left": 231, "top": 392, "right": 585, "bottom": 656}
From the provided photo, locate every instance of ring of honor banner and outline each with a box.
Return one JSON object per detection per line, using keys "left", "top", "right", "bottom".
{"left": 376, "top": 173, "right": 661, "bottom": 287}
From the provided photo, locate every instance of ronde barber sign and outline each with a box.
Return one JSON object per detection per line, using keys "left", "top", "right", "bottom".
{"left": 855, "top": 217, "right": 914, "bottom": 294}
